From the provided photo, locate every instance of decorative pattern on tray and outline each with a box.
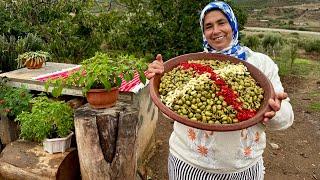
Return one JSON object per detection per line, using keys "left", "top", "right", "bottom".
{"left": 34, "top": 65, "right": 149, "bottom": 93}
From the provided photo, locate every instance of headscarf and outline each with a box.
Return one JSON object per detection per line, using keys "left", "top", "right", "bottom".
{"left": 200, "top": 1, "right": 248, "bottom": 60}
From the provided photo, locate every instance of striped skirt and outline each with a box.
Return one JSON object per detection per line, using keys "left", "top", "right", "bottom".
{"left": 168, "top": 153, "right": 265, "bottom": 180}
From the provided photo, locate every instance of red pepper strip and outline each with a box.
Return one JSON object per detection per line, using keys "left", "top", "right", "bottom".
{"left": 180, "top": 62, "right": 256, "bottom": 121}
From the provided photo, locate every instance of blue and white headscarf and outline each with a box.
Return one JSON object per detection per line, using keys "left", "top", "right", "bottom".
{"left": 200, "top": 1, "right": 248, "bottom": 60}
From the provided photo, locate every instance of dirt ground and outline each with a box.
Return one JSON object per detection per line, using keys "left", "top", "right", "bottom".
{"left": 142, "top": 74, "right": 320, "bottom": 180}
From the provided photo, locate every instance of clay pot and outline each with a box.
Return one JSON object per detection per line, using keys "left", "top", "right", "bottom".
{"left": 86, "top": 88, "right": 119, "bottom": 109}
{"left": 149, "top": 52, "right": 275, "bottom": 131}
{"left": 25, "top": 60, "right": 44, "bottom": 69}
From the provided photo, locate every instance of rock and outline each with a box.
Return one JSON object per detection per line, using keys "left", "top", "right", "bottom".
{"left": 269, "top": 142, "right": 280, "bottom": 150}
{"left": 300, "top": 153, "right": 308, "bottom": 158}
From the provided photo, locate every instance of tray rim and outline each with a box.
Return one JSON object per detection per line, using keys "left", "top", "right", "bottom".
{"left": 149, "top": 52, "right": 275, "bottom": 131}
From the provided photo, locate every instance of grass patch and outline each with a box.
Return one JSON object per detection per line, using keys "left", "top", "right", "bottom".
{"left": 310, "top": 102, "right": 320, "bottom": 111}
{"left": 309, "top": 91, "right": 320, "bottom": 98}
{"left": 276, "top": 58, "right": 320, "bottom": 77}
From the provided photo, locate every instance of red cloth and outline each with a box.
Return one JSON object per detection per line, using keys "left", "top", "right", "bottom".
{"left": 36, "top": 68, "right": 148, "bottom": 93}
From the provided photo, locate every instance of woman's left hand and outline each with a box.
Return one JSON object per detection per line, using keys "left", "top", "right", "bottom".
{"left": 263, "top": 92, "right": 288, "bottom": 123}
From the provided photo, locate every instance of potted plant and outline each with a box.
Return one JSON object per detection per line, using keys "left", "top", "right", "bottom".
{"left": 16, "top": 51, "right": 51, "bottom": 69}
{"left": 45, "top": 52, "right": 148, "bottom": 108}
{"left": 15, "top": 96, "right": 74, "bottom": 154}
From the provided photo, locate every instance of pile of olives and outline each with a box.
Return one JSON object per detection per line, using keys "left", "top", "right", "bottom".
{"left": 159, "top": 60, "right": 264, "bottom": 124}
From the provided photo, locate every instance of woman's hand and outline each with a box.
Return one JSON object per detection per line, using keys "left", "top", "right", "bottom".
{"left": 146, "top": 54, "right": 164, "bottom": 79}
{"left": 263, "top": 92, "right": 288, "bottom": 122}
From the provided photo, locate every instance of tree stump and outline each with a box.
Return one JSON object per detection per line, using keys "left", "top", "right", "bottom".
{"left": 74, "top": 102, "right": 139, "bottom": 180}
{"left": 0, "top": 115, "right": 19, "bottom": 145}
{"left": 0, "top": 140, "right": 80, "bottom": 180}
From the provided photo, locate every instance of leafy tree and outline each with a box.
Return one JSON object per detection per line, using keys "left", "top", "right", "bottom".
{"left": 0, "top": 0, "right": 109, "bottom": 67}
{"left": 281, "top": 38, "right": 298, "bottom": 71}
{"left": 107, "top": 0, "right": 248, "bottom": 60}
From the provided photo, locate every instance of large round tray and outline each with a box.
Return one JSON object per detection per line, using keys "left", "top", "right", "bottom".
{"left": 149, "top": 52, "right": 275, "bottom": 131}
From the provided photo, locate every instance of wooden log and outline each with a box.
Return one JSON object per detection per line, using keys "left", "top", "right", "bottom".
{"left": 74, "top": 102, "right": 139, "bottom": 180}
{"left": 0, "top": 140, "right": 80, "bottom": 180}
{"left": 133, "top": 87, "right": 158, "bottom": 162}
{"left": 0, "top": 115, "right": 19, "bottom": 145}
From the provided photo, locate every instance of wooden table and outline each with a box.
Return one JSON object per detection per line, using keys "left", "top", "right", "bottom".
{"left": 0, "top": 62, "right": 82, "bottom": 96}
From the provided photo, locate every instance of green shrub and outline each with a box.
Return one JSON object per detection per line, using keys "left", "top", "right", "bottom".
{"left": 15, "top": 33, "right": 44, "bottom": 54}
{"left": 241, "top": 35, "right": 261, "bottom": 51}
{"left": 15, "top": 96, "right": 74, "bottom": 142}
{"left": 106, "top": 0, "right": 248, "bottom": 60}
{"left": 302, "top": 39, "right": 320, "bottom": 53}
{"left": 261, "top": 34, "right": 284, "bottom": 57}
{"left": 0, "top": 35, "right": 18, "bottom": 72}
{"left": 257, "top": 34, "right": 264, "bottom": 38}
{"left": 0, "top": 79, "right": 32, "bottom": 119}
{"left": 0, "top": 1, "right": 108, "bottom": 65}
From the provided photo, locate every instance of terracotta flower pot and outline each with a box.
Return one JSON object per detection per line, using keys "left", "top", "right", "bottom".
{"left": 25, "top": 60, "right": 44, "bottom": 69}
{"left": 86, "top": 88, "right": 119, "bottom": 109}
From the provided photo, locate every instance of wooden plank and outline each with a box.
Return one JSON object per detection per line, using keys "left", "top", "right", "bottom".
{"left": 134, "top": 87, "right": 158, "bottom": 162}
{"left": 0, "top": 140, "right": 80, "bottom": 180}
{"left": 0, "top": 115, "right": 19, "bottom": 145}
{"left": 0, "top": 62, "right": 83, "bottom": 96}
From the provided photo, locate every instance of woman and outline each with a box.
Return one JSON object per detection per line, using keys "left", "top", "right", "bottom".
{"left": 147, "top": 1, "right": 294, "bottom": 180}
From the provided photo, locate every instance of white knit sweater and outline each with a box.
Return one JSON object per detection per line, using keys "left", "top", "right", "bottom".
{"left": 169, "top": 49, "right": 294, "bottom": 173}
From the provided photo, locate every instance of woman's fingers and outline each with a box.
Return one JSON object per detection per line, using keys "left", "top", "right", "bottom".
{"left": 263, "top": 110, "right": 275, "bottom": 122}
{"left": 148, "top": 61, "right": 164, "bottom": 73}
{"left": 146, "top": 54, "right": 164, "bottom": 79}
{"left": 277, "top": 92, "right": 288, "bottom": 100}
{"left": 268, "top": 98, "right": 280, "bottom": 112}
{"left": 146, "top": 72, "right": 155, "bottom": 79}
{"left": 264, "top": 92, "right": 288, "bottom": 122}
{"left": 156, "top": 54, "right": 163, "bottom": 63}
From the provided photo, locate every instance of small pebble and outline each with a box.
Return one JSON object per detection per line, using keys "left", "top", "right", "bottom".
{"left": 269, "top": 142, "right": 280, "bottom": 150}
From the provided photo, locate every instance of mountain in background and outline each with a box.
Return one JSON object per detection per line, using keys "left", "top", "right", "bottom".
{"left": 232, "top": 0, "right": 320, "bottom": 32}
{"left": 233, "top": 0, "right": 320, "bottom": 9}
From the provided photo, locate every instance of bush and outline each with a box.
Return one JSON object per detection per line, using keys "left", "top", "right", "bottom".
{"left": 0, "top": 79, "right": 32, "bottom": 119}
{"left": 106, "top": 0, "right": 248, "bottom": 60}
{"left": 241, "top": 35, "right": 261, "bottom": 51}
{"left": 261, "top": 34, "right": 284, "bottom": 57}
{"left": 15, "top": 96, "right": 74, "bottom": 142}
{"left": 15, "top": 33, "right": 44, "bottom": 55}
{"left": 302, "top": 39, "right": 320, "bottom": 53}
{"left": 0, "top": 35, "right": 18, "bottom": 72}
{"left": 0, "top": 1, "right": 109, "bottom": 65}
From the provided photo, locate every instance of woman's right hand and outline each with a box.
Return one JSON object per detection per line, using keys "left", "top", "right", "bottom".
{"left": 146, "top": 54, "right": 164, "bottom": 79}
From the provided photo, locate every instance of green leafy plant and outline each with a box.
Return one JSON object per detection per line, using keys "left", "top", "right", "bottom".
{"left": 45, "top": 52, "right": 148, "bottom": 97}
{"left": 16, "top": 51, "right": 51, "bottom": 68}
{"left": 0, "top": 78, "right": 32, "bottom": 119}
{"left": 15, "top": 33, "right": 44, "bottom": 54}
{"left": 0, "top": 35, "right": 18, "bottom": 72}
{"left": 105, "top": 0, "right": 247, "bottom": 60}
{"left": 15, "top": 96, "right": 74, "bottom": 142}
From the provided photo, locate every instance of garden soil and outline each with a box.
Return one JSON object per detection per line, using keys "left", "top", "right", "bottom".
{"left": 142, "top": 75, "right": 320, "bottom": 180}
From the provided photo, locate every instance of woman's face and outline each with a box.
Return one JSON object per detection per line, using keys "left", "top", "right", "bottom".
{"left": 203, "top": 10, "right": 233, "bottom": 51}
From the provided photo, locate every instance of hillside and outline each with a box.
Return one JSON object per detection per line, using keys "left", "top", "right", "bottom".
{"left": 233, "top": 0, "right": 320, "bottom": 32}
{"left": 234, "top": 0, "right": 320, "bottom": 9}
